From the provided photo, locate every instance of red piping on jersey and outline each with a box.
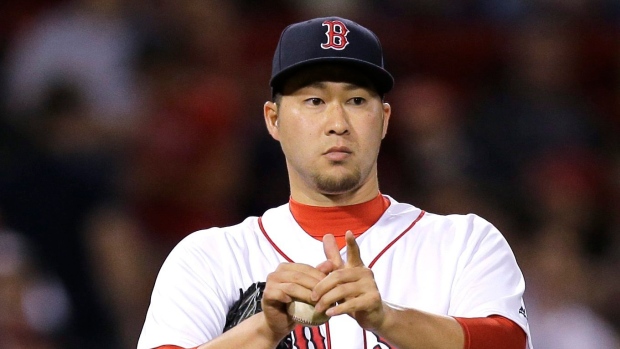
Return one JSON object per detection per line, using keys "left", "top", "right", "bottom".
{"left": 368, "top": 210, "right": 426, "bottom": 268}
{"left": 258, "top": 216, "right": 294, "bottom": 263}
{"left": 326, "top": 322, "right": 332, "bottom": 349}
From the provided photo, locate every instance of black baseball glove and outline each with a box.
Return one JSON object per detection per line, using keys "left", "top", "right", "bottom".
{"left": 224, "top": 282, "right": 292, "bottom": 349}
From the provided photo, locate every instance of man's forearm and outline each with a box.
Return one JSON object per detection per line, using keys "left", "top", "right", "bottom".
{"left": 197, "top": 313, "right": 286, "bottom": 349}
{"left": 373, "top": 303, "right": 465, "bottom": 349}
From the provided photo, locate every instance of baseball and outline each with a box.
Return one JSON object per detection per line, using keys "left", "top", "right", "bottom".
{"left": 287, "top": 300, "right": 331, "bottom": 326}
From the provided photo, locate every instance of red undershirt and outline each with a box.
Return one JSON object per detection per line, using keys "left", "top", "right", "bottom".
{"left": 156, "top": 193, "right": 526, "bottom": 349}
{"left": 289, "top": 192, "right": 392, "bottom": 248}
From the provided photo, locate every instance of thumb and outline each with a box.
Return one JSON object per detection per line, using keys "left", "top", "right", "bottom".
{"left": 345, "top": 231, "right": 364, "bottom": 268}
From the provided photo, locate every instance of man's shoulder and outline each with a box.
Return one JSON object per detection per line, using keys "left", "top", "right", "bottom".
{"left": 258, "top": 202, "right": 297, "bottom": 228}
{"left": 415, "top": 210, "right": 513, "bottom": 256}
{"left": 422, "top": 210, "right": 494, "bottom": 227}
{"left": 187, "top": 215, "right": 260, "bottom": 237}
{"left": 385, "top": 196, "right": 502, "bottom": 239}
{"left": 385, "top": 196, "right": 491, "bottom": 225}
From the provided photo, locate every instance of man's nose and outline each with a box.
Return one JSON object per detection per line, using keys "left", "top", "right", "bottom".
{"left": 325, "top": 102, "right": 350, "bottom": 135}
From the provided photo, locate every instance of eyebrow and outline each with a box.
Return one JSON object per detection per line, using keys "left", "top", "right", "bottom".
{"left": 305, "top": 81, "right": 366, "bottom": 91}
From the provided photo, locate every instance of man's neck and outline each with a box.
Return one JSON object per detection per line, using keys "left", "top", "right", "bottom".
{"left": 289, "top": 180, "right": 381, "bottom": 207}
{"left": 289, "top": 193, "right": 390, "bottom": 249}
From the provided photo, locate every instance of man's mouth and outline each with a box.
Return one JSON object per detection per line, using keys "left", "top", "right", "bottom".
{"left": 324, "top": 146, "right": 352, "bottom": 161}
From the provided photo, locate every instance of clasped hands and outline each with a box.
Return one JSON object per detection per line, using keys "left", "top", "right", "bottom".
{"left": 261, "top": 231, "right": 387, "bottom": 338}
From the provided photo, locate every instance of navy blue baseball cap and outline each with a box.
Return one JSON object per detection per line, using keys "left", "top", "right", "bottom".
{"left": 270, "top": 17, "right": 394, "bottom": 95}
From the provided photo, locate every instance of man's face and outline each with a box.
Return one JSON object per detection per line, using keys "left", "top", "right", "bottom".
{"left": 265, "top": 66, "right": 391, "bottom": 198}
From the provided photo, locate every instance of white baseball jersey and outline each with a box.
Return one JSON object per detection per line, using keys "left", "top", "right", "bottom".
{"left": 138, "top": 196, "right": 533, "bottom": 349}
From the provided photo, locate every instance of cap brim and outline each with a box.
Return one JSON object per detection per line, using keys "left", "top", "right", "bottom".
{"left": 270, "top": 57, "right": 394, "bottom": 96}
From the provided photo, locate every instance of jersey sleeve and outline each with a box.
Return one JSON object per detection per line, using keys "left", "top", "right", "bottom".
{"left": 455, "top": 315, "right": 526, "bottom": 349}
{"left": 448, "top": 214, "right": 533, "bottom": 348}
{"left": 137, "top": 229, "right": 234, "bottom": 349}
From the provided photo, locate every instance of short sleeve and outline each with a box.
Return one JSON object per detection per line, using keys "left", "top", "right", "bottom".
{"left": 137, "top": 231, "right": 232, "bottom": 349}
{"left": 449, "top": 214, "right": 532, "bottom": 348}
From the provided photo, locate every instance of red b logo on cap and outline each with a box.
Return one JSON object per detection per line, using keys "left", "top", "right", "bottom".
{"left": 321, "top": 20, "right": 349, "bottom": 50}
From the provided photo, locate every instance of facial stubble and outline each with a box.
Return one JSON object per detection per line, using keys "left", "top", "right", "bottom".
{"left": 312, "top": 161, "right": 363, "bottom": 195}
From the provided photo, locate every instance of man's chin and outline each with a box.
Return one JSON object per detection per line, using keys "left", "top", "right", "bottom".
{"left": 314, "top": 173, "right": 361, "bottom": 195}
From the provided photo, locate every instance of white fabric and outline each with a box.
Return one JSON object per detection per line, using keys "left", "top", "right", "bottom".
{"left": 138, "top": 196, "right": 532, "bottom": 349}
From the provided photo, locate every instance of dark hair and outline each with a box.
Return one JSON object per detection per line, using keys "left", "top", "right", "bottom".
{"left": 271, "top": 62, "right": 384, "bottom": 103}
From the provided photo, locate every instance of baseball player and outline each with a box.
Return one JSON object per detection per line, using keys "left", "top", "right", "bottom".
{"left": 137, "top": 17, "right": 533, "bottom": 349}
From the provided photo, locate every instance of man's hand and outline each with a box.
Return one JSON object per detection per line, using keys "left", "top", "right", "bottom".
{"left": 261, "top": 262, "right": 332, "bottom": 339}
{"left": 312, "top": 231, "right": 387, "bottom": 331}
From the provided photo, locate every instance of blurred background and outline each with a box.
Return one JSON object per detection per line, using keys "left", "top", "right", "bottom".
{"left": 0, "top": 0, "right": 618, "bottom": 348}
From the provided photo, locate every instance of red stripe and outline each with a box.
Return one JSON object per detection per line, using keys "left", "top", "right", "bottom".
{"left": 368, "top": 211, "right": 426, "bottom": 268}
{"left": 258, "top": 216, "right": 294, "bottom": 263}
{"left": 325, "top": 321, "right": 332, "bottom": 349}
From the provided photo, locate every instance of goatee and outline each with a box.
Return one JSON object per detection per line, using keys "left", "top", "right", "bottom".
{"left": 313, "top": 170, "right": 361, "bottom": 194}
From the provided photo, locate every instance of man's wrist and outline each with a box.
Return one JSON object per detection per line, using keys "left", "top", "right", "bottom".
{"left": 372, "top": 301, "right": 399, "bottom": 334}
{"left": 255, "top": 312, "right": 291, "bottom": 345}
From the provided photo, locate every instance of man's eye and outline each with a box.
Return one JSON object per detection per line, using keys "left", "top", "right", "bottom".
{"left": 306, "top": 98, "right": 323, "bottom": 106}
{"left": 350, "top": 97, "right": 365, "bottom": 105}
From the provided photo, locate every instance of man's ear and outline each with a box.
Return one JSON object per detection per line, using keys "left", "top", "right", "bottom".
{"left": 264, "top": 101, "right": 279, "bottom": 140}
{"left": 381, "top": 102, "right": 391, "bottom": 139}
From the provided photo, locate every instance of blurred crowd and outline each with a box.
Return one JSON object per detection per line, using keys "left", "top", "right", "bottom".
{"left": 0, "top": 0, "right": 619, "bottom": 348}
